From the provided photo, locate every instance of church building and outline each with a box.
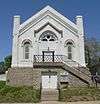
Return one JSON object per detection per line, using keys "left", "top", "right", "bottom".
{"left": 7, "top": 6, "right": 92, "bottom": 91}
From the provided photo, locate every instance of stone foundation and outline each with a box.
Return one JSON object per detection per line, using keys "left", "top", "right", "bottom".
{"left": 7, "top": 67, "right": 88, "bottom": 89}
{"left": 6, "top": 68, "right": 41, "bottom": 89}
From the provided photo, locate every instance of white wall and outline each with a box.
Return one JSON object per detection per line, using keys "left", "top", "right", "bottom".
{"left": 11, "top": 7, "right": 86, "bottom": 67}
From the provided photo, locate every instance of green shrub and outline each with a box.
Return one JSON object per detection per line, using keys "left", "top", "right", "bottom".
{"left": 0, "top": 81, "right": 5, "bottom": 89}
{"left": 59, "top": 87, "right": 100, "bottom": 102}
{"left": 0, "top": 81, "right": 40, "bottom": 103}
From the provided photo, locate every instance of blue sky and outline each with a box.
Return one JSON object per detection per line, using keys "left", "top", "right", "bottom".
{"left": 0, "top": 0, "right": 100, "bottom": 61}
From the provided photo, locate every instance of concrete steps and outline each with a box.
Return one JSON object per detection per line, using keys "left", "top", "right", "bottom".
{"left": 41, "top": 89, "right": 59, "bottom": 101}
{"left": 62, "top": 63, "right": 92, "bottom": 85}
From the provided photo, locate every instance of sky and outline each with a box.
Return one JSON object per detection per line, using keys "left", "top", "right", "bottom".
{"left": 0, "top": 0, "right": 100, "bottom": 61}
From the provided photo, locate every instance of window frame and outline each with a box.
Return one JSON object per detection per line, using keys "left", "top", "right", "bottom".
{"left": 39, "top": 30, "right": 58, "bottom": 41}
{"left": 67, "top": 45, "right": 72, "bottom": 59}
{"left": 23, "top": 42, "right": 30, "bottom": 59}
{"left": 65, "top": 40, "right": 74, "bottom": 60}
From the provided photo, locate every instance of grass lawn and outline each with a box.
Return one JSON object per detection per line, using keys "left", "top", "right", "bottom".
{"left": 1, "top": 81, "right": 100, "bottom": 103}
{"left": 59, "top": 87, "right": 100, "bottom": 102}
{"left": 0, "top": 81, "right": 40, "bottom": 103}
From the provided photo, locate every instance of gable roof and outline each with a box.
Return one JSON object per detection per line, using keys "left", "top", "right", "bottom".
{"left": 19, "top": 5, "right": 78, "bottom": 34}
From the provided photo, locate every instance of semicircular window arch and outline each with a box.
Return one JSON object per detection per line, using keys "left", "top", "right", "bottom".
{"left": 64, "top": 39, "right": 75, "bottom": 47}
{"left": 39, "top": 30, "right": 58, "bottom": 41}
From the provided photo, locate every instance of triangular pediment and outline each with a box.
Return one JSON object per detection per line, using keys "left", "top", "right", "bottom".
{"left": 19, "top": 5, "right": 78, "bottom": 34}
{"left": 34, "top": 22, "right": 62, "bottom": 34}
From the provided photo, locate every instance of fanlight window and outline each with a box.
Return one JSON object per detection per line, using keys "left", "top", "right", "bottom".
{"left": 24, "top": 42, "right": 30, "bottom": 59}
{"left": 39, "top": 30, "right": 58, "bottom": 41}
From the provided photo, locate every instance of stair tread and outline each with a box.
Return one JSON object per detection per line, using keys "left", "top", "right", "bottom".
{"left": 62, "top": 63, "right": 92, "bottom": 84}
{"left": 41, "top": 89, "right": 59, "bottom": 101}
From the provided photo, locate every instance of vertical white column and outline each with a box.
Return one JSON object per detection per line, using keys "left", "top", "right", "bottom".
{"left": 76, "top": 16, "right": 86, "bottom": 67}
{"left": 11, "top": 15, "right": 20, "bottom": 67}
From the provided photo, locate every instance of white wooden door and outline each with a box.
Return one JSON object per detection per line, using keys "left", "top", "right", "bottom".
{"left": 49, "top": 75, "right": 57, "bottom": 89}
{"left": 42, "top": 75, "right": 57, "bottom": 89}
{"left": 42, "top": 75, "right": 49, "bottom": 89}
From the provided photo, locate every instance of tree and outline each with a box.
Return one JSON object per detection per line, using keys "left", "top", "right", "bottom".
{"left": 0, "top": 61, "right": 5, "bottom": 74}
{"left": 4, "top": 55, "right": 12, "bottom": 71}
{"left": 85, "top": 37, "right": 100, "bottom": 66}
{"left": 85, "top": 37, "right": 100, "bottom": 75}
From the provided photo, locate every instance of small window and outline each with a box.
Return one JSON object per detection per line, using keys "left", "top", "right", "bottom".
{"left": 68, "top": 46, "right": 72, "bottom": 52}
{"left": 49, "top": 39, "right": 55, "bottom": 41}
{"left": 24, "top": 42, "right": 30, "bottom": 59}
{"left": 47, "top": 35, "right": 50, "bottom": 39}
{"left": 68, "top": 45, "right": 72, "bottom": 59}
{"left": 42, "top": 39, "right": 47, "bottom": 41}
{"left": 65, "top": 40, "right": 74, "bottom": 60}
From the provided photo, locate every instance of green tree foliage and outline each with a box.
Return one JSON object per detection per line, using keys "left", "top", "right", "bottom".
{"left": 85, "top": 37, "right": 100, "bottom": 66}
{"left": 0, "top": 62, "right": 5, "bottom": 74}
{"left": 85, "top": 37, "right": 100, "bottom": 75}
{"left": 0, "top": 55, "right": 12, "bottom": 74}
{"left": 4, "top": 55, "right": 12, "bottom": 71}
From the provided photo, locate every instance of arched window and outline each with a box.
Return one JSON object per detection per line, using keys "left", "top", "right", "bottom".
{"left": 68, "top": 45, "right": 72, "bottom": 59}
{"left": 24, "top": 42, "right": 30, "bottom": 59}
{"left": 39, "top": 30, "right": 58, "bottom": 41}
{"left": 65, "top": 40, "right": 74, "bottom": 60}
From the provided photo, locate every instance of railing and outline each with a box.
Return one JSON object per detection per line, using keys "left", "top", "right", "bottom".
{"left": 34, "top": 55, "right": 80, "bottom": 67}
{"left": 33, "top": 55, "right": 91, "bottom": 77}
{"left": 34, "top": 55, "right": 63, "bottom": 63}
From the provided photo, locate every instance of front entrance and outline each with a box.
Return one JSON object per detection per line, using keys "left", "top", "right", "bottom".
{"left": 42, "top": 72, "right": 57, "bottom": 89}
{"left": 42, "top": 51, "right": 55, "bottom": 62}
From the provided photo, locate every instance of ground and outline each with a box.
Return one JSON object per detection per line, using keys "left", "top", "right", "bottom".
{"left": 59, "top": 87, "right": 100, "bottom": 102}
{"left": 36, "top": 101, "right": 100, "bottom": 104}
{"left": 0, "top": 80, "right": 100, "bottom": 103}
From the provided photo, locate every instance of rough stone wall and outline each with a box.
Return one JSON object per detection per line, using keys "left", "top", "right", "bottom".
{"left": 32, "top": 69, "right": 41, "bottom": 89}
{"left": 7, "top": 67, "right": 88, "bottom": 89}
{"left": 59, "top": 69, "right": 88, "bottom": 88}
{"left": 68, "top": 73, "right": 87, "bottom": 87}
{"left": 6, "top": 68, "right": 41, "bottom": 89}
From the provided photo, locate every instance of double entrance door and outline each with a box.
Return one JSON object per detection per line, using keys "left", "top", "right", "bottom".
{"left": 42, "top": 51, "right": 55, "bottom": 62}
{"left": 42, "top": 72, "right": 57, "bottom": 89}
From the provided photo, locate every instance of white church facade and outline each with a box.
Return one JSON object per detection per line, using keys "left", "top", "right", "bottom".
{"left": 7, "top": 6, "right": 92, "bottom": 89}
